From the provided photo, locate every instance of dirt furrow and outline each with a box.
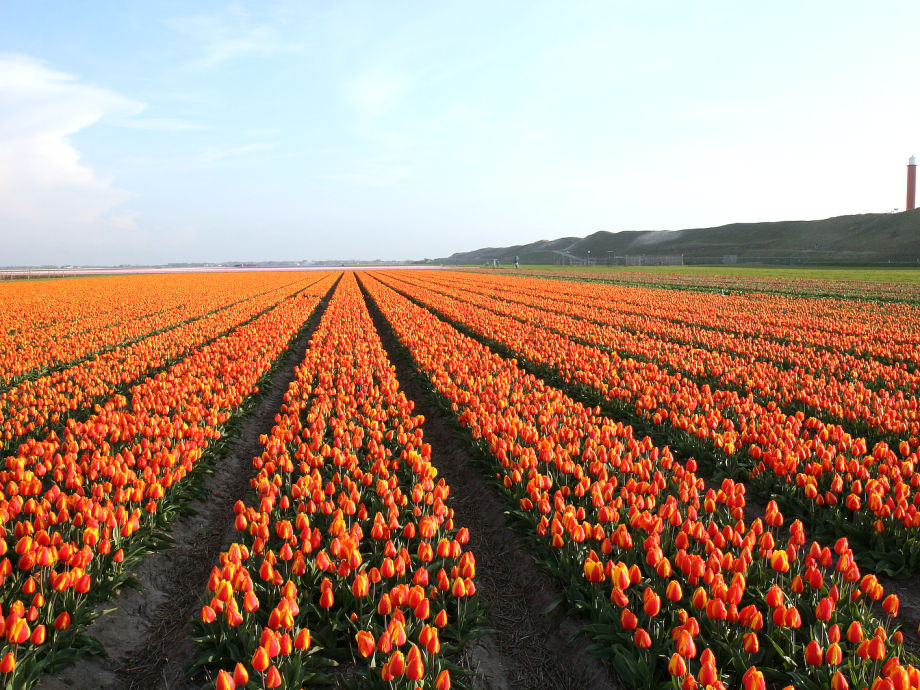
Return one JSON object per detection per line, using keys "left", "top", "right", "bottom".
{"left": 359, "top": 275, "right": 622, "bottom": 690}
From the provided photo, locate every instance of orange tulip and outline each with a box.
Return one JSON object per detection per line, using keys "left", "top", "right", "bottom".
{"left": 668, "top": 652, "right": 687, "bottom": 677}
{"left": 356, "top": 630, "right": 376, "bottom": 657}
{"left": 387, "top": 650, "right": 406, "bottom": 677}
{"left": 233, "top": 662, "right": 249, "bottom": 685}
{"left": 294, "top": 628, "right": 311, "bottom": 651}
{"left": 216, "top": 670, "right": 235, "bottom": 690}
{"left": 830, "top": 671, "right": 849, "bottom": 690}
{"left": 742, "top": 632, "right": 759, "bottom": 654}
{"left": 676, "top": 630, "right": 696, "bottom": 658}
{"left": 847, "top": 621, "right": 864, "bottom": 644}
{"left": 406, "top": 645, "right": 425, "bottom": 681}
{"left": 634, "top": 628, "right": 652, "bottom": 649}
{"left": 666, "top": 580, "right": 682, "bottom": 602}
{"left": 741, "top": 667, "right": 766, "bottom": 690}
{"left": 883, "top": 594, "right": 900, "bottom": 617}
{"left": 620, "top": 609, "right": 637, "bottom": 630}
{"left": 265, "top": 665, "right": 282, "bottom": 688}
{"left": 7, "top": 618, "right": 29, "bottom": 644}
{"left": 201, "top": 605, "right": 217, "bottom": 623}
{"left": 805, "top": 640, "right": 823, "bottom": 666}
{"left": 251, "top": 646, "right": 270, "bottom": 673}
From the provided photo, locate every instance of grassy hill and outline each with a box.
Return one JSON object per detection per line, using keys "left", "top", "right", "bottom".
{"left": 440, "top": 209, "right": 920, "bottom": 265}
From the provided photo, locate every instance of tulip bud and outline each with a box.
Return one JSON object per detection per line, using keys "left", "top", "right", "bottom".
{"left": 7, "top": 618, "right": 29, "bottom": 645}
{"left": 667, "top": 652, "right": 687, "bottom": 676}
{"left": 620, "top": 609, "right": 637, "bottom": 630}
{"left": 294, "top": 628, "right": 311, "bottom": 651}
{"left": 847, "top": 621, "right": 864, "bottom": 644}
{"left": 387, "top": 650, "right": 406, "bottom": 677}
{"left": 830, "top": 671, "right": 849, "bottom": 690}
{"left": 356, "top": 630, "right": 375, "bottom": 657}
{"left": 233, "top": 663, "right": 249, "bottom": 686}
{"left": 265, "top": 665, "right": 281, "bottom": 688}
{"left": 743, "top": 632, "right": 759, "bottom": 653}
{"left": 676, "top": 630, "right": 696, "bottom": 658}
{"left": 216, "top": 670, "right": 235, "bottom": 690}
{"left": 826, "top": 642, "right": 842, "bottom": 666}
{"left": 634, "top": 628, "right": 652, "bottom": 649}
{"left": 742, "top": 667, "right": 766, "bottom": 690}
{"left": 251, "top": 646, "right": 270, "bottom": 673}
{"left": 883, "top": 594, "right": 900, "bottom": 617}
{"left": 666, "top": 580, "right": 682, "bottom": 602}
{"left": 643, "top": 591, "right": 661, "bottom": 617}
{"left": 805, "top": 640, "right": 823, "bottom": 666}
{"left": 406, "top": 645, "right": 424, "bottom": 682}
{"left": 201, "top": 605, "right": 217, "bottom": 623}
{"left": 698, "top": 662, "right": 717, "bottom": 686}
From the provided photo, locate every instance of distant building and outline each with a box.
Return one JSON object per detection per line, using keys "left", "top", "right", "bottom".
{"left": 909, "top": 155, "right": 917, "bottom": 211}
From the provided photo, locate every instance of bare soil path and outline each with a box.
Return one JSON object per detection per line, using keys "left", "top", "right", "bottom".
{"left": 360, "top": 277, "right": 623, "bottom": 690}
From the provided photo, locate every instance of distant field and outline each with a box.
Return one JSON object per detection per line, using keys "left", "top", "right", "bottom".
{"left": 489, "top": 263, "right": 920, "bottom": 283}
{"left": 463, "top": 263, "right": 920, "bottom": 303}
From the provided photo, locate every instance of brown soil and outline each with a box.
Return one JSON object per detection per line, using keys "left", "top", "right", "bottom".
{"left": 360, "top": 280, "right": 623, "bottom": 690}
{"left": 36, "top": 296, "right": 332, "bottom": 690}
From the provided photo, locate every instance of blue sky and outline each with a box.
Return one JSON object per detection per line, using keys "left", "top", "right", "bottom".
{"left": 1, "top": 1, "right": 919, "bottom": 265}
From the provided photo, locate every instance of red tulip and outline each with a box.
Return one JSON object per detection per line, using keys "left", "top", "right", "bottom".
{"left": 815, "top": 597, "right": 834, "bottom": 621}
{"left": 667, "top": 652, "right": 687, "bottom": 677}
{"left": 406, "top": 644, "right": 425, "bottom": 681}
{"left": 251, "top": 646, "right": 269, "bottom": 673}
{"left": 356, "top": 630, "right": 376, "bottom": 657}
{"left": 216, "top": 670, "right": 235, "bottom": 690}
{"left": 294, "top": 628, "right": 311, "bottom": 651}
{"left": 830, "top": 671, "right": 849, "bottom": 690}
{"left": 233, "top": 662, "right": 249, "bottom": 685}
{"left": 634, "top": 628, "right": 652, "bottom": 649}
{"left": 805, "top": 640, "right": 823, "bottom": 666}
{"left": 741, "top": 667, "right": 766, "bottom": 690}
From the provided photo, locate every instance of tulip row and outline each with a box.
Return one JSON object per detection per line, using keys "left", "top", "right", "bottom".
{"left": 0, "top": 273, "right": 337, "bottom": 687}
{"left": 195, "top": 273, "right": 474, "bottom": 689}
{"left": 360, "top": 271, "right": 919, "bottom": 689}
{"left": 391, "top": 271, "right": 919, "bottom": 473}
{"left": 0, "top": 273, "right": 303, "bottom": 388}
{"left": 375, "top": 272, "right": 920, "bottom": 573}
{"left": 419, "top": 270, "right": 920, "bottom": 394}
{"left": 463, "top": 270, "right": 920, "bottom": 369}
{"left": 0, "top": 274, "right": 329, "bottom": 454}
{"left": 493, "top": 267, "right": 920, "bottom": 304}
{"left": 419, "top": 266, "right": 920, "bottom": 400}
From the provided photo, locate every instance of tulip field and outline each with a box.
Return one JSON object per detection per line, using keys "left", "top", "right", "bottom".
{"left": 2, "top": 269, "right": 920, "bottom": 689}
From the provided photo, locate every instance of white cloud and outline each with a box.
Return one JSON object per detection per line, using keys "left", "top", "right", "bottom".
{"left": 198, "top": 141, "right": 277, "bottom": 162}
{"left": 111, "top": 117, "right": 205, "bottom": 131}
{"left": 0, "top": 53, "right": 144, "bottom": 263}
{"left": 320, "top": 163, "right": 411, "bottom": 187}
{"left": 345, "top": 68, "right": 410, "bottom": 120}
{"left": 168, "top": 7, "right": 306, "bottom": 70}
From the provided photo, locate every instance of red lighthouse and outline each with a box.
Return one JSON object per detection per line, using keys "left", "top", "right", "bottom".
{"left": 909, "top": 155, "right": 917, "bottom": 211}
